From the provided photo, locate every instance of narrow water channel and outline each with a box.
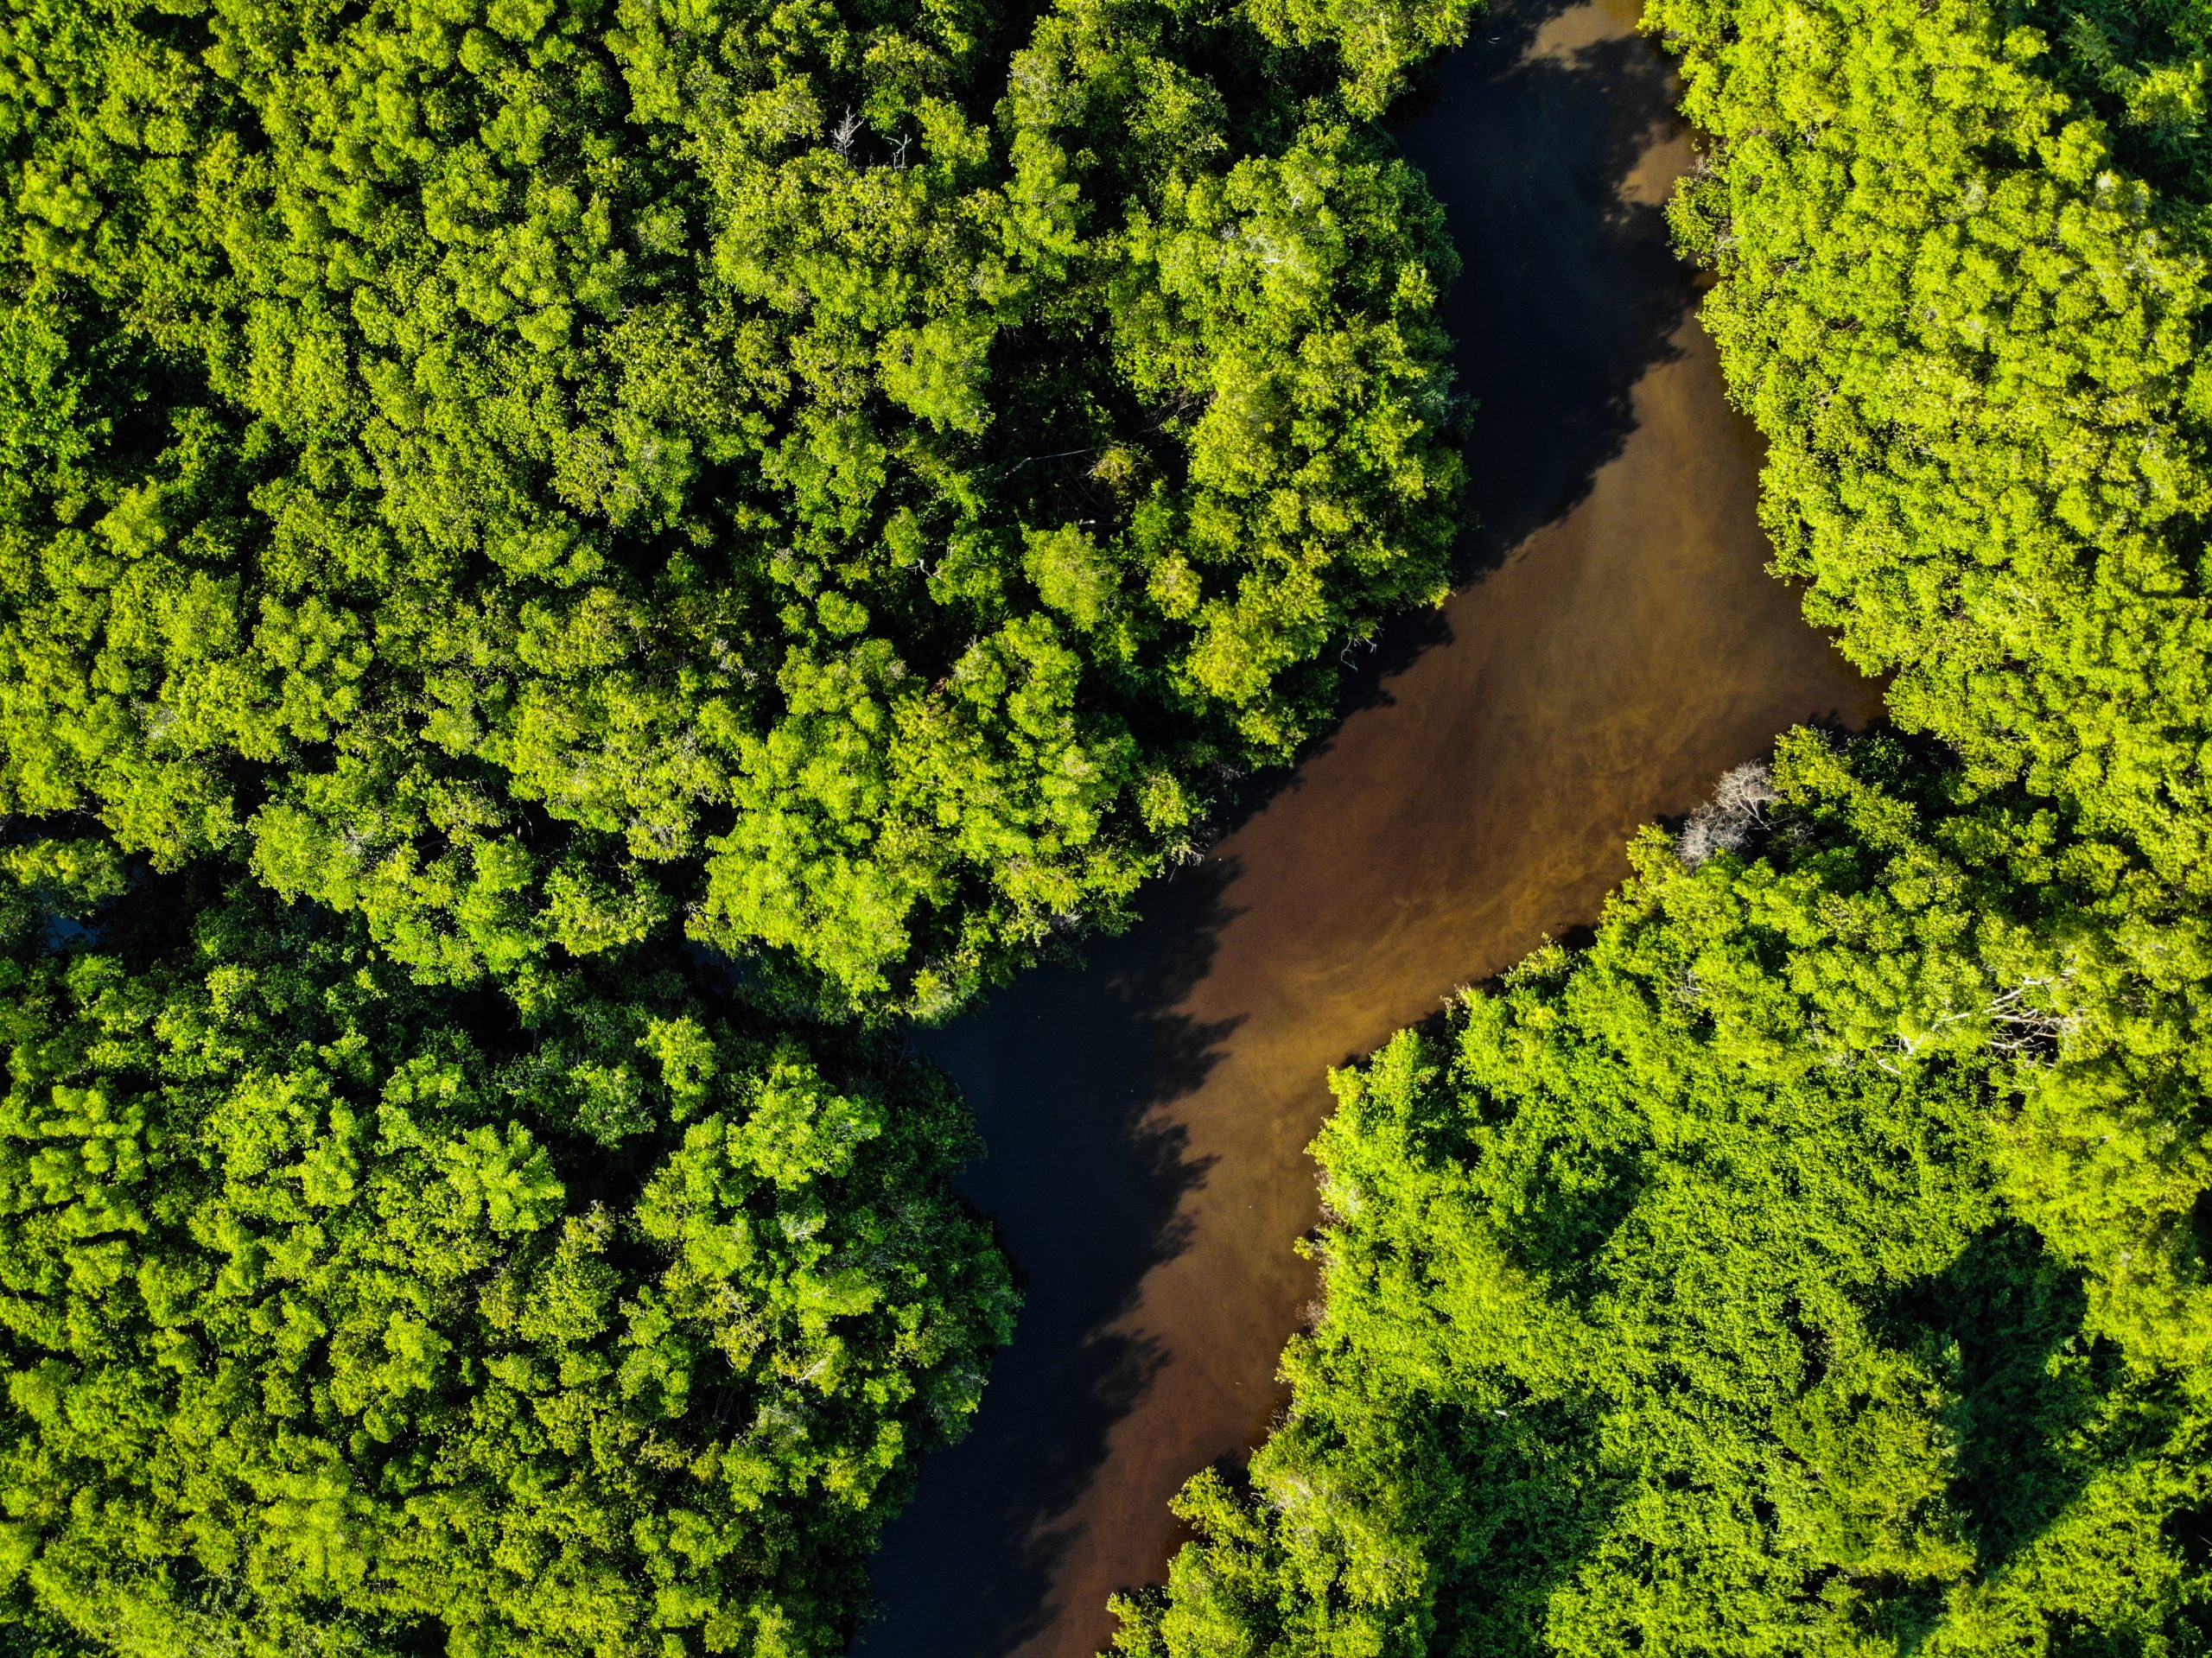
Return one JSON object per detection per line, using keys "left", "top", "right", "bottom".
{"left": 857, "top": 1, "right": 1884, "bottom": 1653}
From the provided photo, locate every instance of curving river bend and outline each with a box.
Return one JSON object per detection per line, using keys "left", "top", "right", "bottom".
{"left": 857, "top": 1, "right": 1883, "bottom": 1654}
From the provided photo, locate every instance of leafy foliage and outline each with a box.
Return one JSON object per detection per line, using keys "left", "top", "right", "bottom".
{"left": 1113, "top": 1, "right": 2212, "bottom": 1643}
{"left": 1658, "top": 0, "right": 2212, "bottom": 897}
{"left": 0, "top": 864, "right": 1016, "bottom": 1657}
{"left": 1110, "top": 732, "right": 2212, "bottom": 1657}
{"left": 0, "top": 0, "right": 1469, "bottom": 1016}
{"left": 2024, "top": 0, "right": 2212, "bottom": 203}
{"left": 1242, "top": 0, "right": 1477, "bottom": 116}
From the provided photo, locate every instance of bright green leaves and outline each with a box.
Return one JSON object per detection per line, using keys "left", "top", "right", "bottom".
{"left": 878, "top": 312, "right": 997, "bottom": 435}
{"left": 1653, "top": 0, "right": 2212, "bottom": 1384}
{"left": 1117, "top": 734, "right": 2212, "bottom": 1658}
{"left": 0, "top": 0, "right": 1468, "bottom": 1018}
{"left": 721, "top": 1043, "right": 887, "bottom": 1191}
{"left": 1110, "top": 122, "right": 1462, "bottom": 736}
{"left": 1657, "top": 0, "right": 2212, "bottom": 898}
{"left": 0, "top": 879, "right": 1015, "bottom": 1656}
{"left": 696, "top": 617, "right": 1147, "bottom": 1013}
{"left": 2027, "top": 0, "right": 2212, "bottom": 205}
{"left": 0, "top": 0, "right": 1490, "bottom": 1649}
{"left": 1769, "top": 1342, "right": 1980, "bottom": 1584}
{"left": 438, "top": 1122, "right": 563, "bottom": 1234}
{"left": 1025, "top": 524, "right": 1113, "bottom": 630}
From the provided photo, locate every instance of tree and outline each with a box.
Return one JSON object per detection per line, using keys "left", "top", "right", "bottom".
{"left": 0, "top": 858, "right": 1017, "bottom": 1657}
{"left": 1657, "top": 0, "right": 2212, "bottom": 896}
{"left": 1112, "top": 731, "right": 2212, "bottom": 1658}
{"left": 0, "top": 0, "right": 1469, "bottom": 1017}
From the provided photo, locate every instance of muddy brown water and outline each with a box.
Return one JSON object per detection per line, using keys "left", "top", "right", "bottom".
{"left": 856, "top": 0, "right": 1884, "bottom": 1654}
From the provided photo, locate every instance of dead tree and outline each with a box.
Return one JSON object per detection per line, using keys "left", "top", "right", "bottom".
{"left": 1679, "top": 759, "right": 1780, "bottom": 867}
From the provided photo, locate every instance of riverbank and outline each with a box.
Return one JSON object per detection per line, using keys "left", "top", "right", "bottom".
{"left": 858, "top": 2, "right": 1880, "bottom": 1652}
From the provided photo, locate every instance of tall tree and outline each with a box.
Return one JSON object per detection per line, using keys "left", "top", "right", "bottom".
{"left": 0, "top": 853, "right": 1016, "bottom": 1656}
{"left": 0, "top": 0, "right": 1469, "bottom": 1017}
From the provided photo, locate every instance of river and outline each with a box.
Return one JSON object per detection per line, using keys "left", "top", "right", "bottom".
{"left": 856, "top": 0, "right": 1883, "bottom": 1653}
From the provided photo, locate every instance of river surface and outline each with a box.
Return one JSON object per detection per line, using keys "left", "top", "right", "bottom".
{"left": 857, "top": 0, "right": 1883, "bottom": 1654}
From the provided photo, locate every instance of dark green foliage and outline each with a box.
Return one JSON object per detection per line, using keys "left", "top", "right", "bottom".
{"left": 0, "top": 861, "right": 1017, "bottom": 1656}
{"left": 2023, "top": 0, "right": 2212, "bottom": 203}
{"left": 0, "top": 1606, "right": 86, "bottom": 1658}
{"left": 0, "top": 0, "right": 1468, "bottom": 1016}
{"left": 1111, "top": 733, "right": 2212, "bottom": 1657}
{"left": 1242, "top": 0, "right": 1477, "bottom": 116}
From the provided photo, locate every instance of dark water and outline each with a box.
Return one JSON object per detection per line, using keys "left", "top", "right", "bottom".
{"left": 855, "top": 2, "right": 1881, "bottom": 1655}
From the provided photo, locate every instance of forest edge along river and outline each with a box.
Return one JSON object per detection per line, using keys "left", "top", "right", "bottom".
{"left": 856, "top": 0, "right": 1885, "bottom": 1654}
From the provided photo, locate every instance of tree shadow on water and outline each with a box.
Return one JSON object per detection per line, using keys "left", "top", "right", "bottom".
{"left": 859, "top": 7, "right": 1710, "bottom": 1647}
{"left": 855, "top": 862, "right": 1243, "bottom": 1658}
{"left": 1389, "top": 0, "right": 1702, "bottom": 585}
{"left": 1185, "top": 0, "right": 1704, "bottom": 809}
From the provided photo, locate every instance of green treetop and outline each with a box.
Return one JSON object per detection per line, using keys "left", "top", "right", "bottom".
{"left": 0, "top": 851, "right": 1017, "bottom": 1657}
{"left": 1110, "top": 731, "right": 2212, "bottom": 1657}
{"left": 1657, "top": 0, "right": 2212, "bottom": 897}
{"left": 0, "top": 0, "right": 1470, "bottom": 1017}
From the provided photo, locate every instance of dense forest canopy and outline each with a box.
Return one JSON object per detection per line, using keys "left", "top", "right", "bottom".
{"left": 0, "top": 848, "right": 1015, "bottom": 1656}
{"left": 0, "top": 0, "right": 1468, "bottom": 1018}
{"left": 0, "top": 0, "right": 1490, "bottom": 1651}
{"left": 1117, "top": 0, "right": 2212, "bottom": 1650}
{"left": 1650, "top": 0, "right": 2212, "bottom": 1389}
{"left": 1662, "top": 0, "right": 2212, "bottom": 893}
{"left": 1114, "top": 733, "right": 2212, "bottom": 1656}
{"left": 12, "top": 0, "right": 2212, "bottom": 1648}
